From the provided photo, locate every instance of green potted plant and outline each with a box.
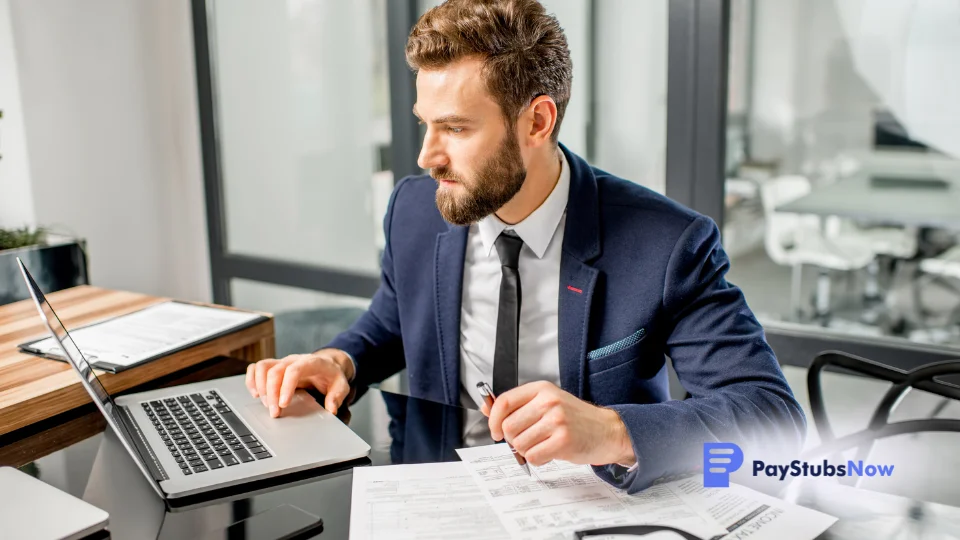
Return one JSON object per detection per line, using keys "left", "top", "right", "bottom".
{"left": 0, "top": 226, "right": 48, "bottom": 250}
{"left": 0, "top": 226, "right": 88, "bottom": 305}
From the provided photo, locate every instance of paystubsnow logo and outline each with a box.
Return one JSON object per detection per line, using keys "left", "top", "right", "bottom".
{"left": 703, "top": 442, "right": 895, "bottom": 487}
{"left": 704, "top": 443, "right": 744, "bottom": 487}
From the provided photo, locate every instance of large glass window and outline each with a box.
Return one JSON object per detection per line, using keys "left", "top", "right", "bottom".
{"left": 724, "top": 0, "right": 960, "bottom": 350}
{"left": 590, "top": 0, "right": 669, "bottom": 194}
{"left": 210, "top": 0, "right": 392, "bottom": 273}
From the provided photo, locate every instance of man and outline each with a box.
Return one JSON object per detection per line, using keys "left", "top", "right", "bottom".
{"left": 246, "top": 0, "right": 806, "bottom": 492}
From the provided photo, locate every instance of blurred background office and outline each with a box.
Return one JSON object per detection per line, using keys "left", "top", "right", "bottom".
{"left": 2, "top": 0, "right": 960, "bottom": 508}
{"left": 723, "top": 0, "right": 960, "bottom": 351}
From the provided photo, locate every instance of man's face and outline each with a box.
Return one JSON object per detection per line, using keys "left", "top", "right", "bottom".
{"left": 414, "top": 58, "right": 527, "bottom": 225}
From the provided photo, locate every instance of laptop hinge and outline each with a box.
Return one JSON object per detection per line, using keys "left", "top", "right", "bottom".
{"left": 118, "top": 406, "right": 169, "bottom": 482}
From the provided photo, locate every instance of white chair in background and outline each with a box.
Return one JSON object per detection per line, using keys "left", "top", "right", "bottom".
{"left": 827, "top": 220, "right": 919, "bottom": 260}
{"left": 760, "top": 175, "right": 877, "bottom": 320}
{"left": 913, "top": 244, "right": 960, "bottom": 340}
{"left": 818, "top": 150, "right": 921, "bottom": 312}
{"left": 825, "top": 218, "right": 919, "bottom": 313}
{"left": 920, "top": 245, "right": 960, "bottom": 282}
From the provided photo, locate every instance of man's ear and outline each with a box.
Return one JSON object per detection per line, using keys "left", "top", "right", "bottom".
{"left": 524, "top": 95, "right": 558, "bottom": 148}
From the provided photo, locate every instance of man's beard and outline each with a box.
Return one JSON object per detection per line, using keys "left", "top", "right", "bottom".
{"left": 433, "top": 129, "right": 527, "bottom": 225}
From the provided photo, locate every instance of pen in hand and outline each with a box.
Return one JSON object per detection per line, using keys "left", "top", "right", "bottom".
{"left": 477, "top": 381, "right": 532, "bottom": 477}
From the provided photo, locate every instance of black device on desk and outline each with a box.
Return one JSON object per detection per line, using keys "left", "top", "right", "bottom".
{"left": 870, "top": 175, "right": 951, "bottom": 190}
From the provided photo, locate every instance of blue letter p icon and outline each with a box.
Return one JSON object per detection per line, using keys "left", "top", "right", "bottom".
{"left": 703, "top": 442, "right": 744, "bottom": 487}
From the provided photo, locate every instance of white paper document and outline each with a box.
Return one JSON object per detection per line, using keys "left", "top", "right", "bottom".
{"left": 673, "top": 476, "right": 838, "bottom": 540}
{"left": 455, "top": 444, "right": 837, "bottom": 540}
{"left": 456, "top": 444, "right": 728, "bottom": 540}
{"left": 24, "top": 301, "right": 262, "bottom": 367}
{"left": 350, "top": 462, "right": 509, "bottom": 540}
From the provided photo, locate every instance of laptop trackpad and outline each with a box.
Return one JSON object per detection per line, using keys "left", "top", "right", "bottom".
{"left": 242, "top": 394, "right": 325, "bottom": 436}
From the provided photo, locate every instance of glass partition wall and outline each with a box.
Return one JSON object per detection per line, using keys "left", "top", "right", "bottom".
{"left": 193, "top": 0, "right": 391, "bottom": 361}
{"left": 723, "top": 0, "right": 960, "bottom": 353}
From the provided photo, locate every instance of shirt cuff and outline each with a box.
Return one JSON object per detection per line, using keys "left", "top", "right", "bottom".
{"left": 343, "top": 351, "right": 358, "bottom": 383}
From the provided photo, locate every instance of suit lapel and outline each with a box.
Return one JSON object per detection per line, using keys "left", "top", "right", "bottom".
{"left": 434, "top": 225, "right": 469, "bottom": 406}
{"left": 558, "top": 258, "right": 599, "bottom": 399}
{"left": 557, "top": 144, "right": 602, "bottom": 400}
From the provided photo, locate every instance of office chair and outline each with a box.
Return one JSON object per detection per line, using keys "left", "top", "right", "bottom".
{"left": 915, "top": 244, "right": 960, "bottom": 335}
{"left": 794, "top": 414, "right": 960, "bottom": 539}
{"left": 920, "top": 245, "right": 960, "bottom": 283}
{"left": 825, "top": 218, "right": 918, "bottom": 324}
{"left": 806, "top": 351, "right": 960, "bottom": 487}
{"left": 759, "top": 176, "right": 875, "bottom": 321}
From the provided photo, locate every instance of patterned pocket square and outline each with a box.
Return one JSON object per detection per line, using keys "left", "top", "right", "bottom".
{"left": 586, "top": 328, "right": 646, "bottom": 360}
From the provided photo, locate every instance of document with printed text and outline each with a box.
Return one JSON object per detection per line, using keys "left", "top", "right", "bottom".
{"left": 21, "top": 301, "right": 264, "bottom": 369}
{"left": 349, "top": 444, "right": 836, "bottom": 540}
{"left": 670, "top": 475, "right": 837, "bottom": 539}
{"left": 456, "top": 444, "right": 729, "bottom": 540}
{"left": 350, "top": 462, "right": 508, "bottom": 540}
{"left": 455, "top": 444, "right": 836, "bottom": 540}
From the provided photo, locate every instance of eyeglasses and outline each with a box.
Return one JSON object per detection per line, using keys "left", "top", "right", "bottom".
{"left": 574, "top": 524, "right": 708, "bottom": 539}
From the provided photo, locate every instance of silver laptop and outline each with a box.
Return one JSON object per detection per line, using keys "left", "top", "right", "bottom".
{"left": 17, "top": 258, "right": 370, "bottom": 500}
{"left": 1, "top": 466, "right": 109, "bottom": 540}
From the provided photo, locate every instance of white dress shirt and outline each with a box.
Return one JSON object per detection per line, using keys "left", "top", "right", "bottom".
{"left": 455, "top": 153, "right": 636, "bottom": 473}
{"left": 459, "top": 151, "right": 570, "bottom": 412}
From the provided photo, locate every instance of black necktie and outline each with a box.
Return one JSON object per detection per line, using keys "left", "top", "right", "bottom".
{"left": 493, "top": 230, "right": 524, "bottom": 396}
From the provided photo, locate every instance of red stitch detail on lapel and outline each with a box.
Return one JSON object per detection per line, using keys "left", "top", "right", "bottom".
{"left": 567, "top": 285, "right": 583, "bottom": 294}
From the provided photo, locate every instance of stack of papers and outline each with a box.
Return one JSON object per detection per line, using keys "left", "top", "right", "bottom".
{"left": 350, "top": 444, "right": 837, "bottom": 540}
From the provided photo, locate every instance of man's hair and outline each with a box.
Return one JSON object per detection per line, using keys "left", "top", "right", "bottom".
{"left": 406, "top": 0, "right": 572, "bottom": 143}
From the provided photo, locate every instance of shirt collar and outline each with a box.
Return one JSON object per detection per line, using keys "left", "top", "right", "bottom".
{"left": 477, "top": 150, "right": 570, "bottom": 259}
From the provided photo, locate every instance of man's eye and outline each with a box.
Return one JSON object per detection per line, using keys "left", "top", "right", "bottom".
{"left": 448, "top": 127, "right": 464, "bottom": 134}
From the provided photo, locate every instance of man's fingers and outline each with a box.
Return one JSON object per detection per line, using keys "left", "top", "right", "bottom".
{"left": 510, "top": 415, "right": 552, "bottom": 455}
{"left": 278, "top": 364, "right": 302, "bottom": 409}
{"left": 324, "top": 374, "right": 350, "bottom": 415}
{"left": 488, "top": 384, "right": 541, "bottom": 440}
{"left": 523, "top": 435, "right": 561, "bottom": 467}
{"left": 254, "top": 360, "right": 276, "bottom": 404}
{"left": 265, "top": 363, "right": 285, "bottom": 413}
{"left": 500, "top": 400, "right": 545, "bottom": 445}
{"left": 245, "top": 363, "right": 257, "bottom": 397}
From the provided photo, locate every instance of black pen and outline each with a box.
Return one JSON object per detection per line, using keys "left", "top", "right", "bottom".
{"left": 477, "top": 381, "right": 532, "bottom": 476}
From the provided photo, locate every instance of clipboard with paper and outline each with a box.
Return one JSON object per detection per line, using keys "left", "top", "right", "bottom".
{"left": 19, "top": 300, "right": 269, "bottom": 373}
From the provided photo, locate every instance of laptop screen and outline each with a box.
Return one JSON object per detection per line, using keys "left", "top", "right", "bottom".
{"left": 17, "top": 258, "right": 172, "bottom": 498}
{"left": 16, "top": 258, "right": 167, "bottom": 491}
{"left": 18, "top": 261, "right": 114, "bottom": 410}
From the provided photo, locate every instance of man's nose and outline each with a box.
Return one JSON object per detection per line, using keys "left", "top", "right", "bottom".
{"left": 417, "top": 130, "right": 448, "bottom": 170}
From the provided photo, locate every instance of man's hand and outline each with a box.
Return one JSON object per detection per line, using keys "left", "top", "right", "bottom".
{"left": 245, "top": 348, "right": 355, "bottom": 417}
{"left": 482, "top": 381, "right": 636, "bottom": 468}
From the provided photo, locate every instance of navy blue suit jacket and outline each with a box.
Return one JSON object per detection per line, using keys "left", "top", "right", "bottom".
{"left": 328, "top": 144, "right": 806, "bottom": 492}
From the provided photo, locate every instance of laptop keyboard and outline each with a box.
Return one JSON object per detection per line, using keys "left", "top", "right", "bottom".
{"left": 141, "top": 390, "right": 272, "bottom": 476}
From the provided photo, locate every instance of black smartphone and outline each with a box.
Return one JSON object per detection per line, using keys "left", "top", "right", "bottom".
{"left": 202, "top": 504, "right": 323, "bottom": 540}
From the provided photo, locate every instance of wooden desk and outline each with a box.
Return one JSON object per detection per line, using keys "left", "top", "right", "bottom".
{"left": 0, "top": 286, "right": 275, "bottom": 436}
